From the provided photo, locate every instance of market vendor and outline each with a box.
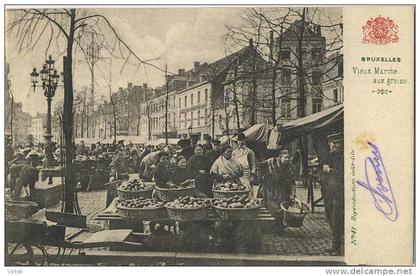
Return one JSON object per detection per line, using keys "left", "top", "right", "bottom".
{"left": 138, "top": 150, "right": 160, "bottom": 181}
{"left": 258, "top": 149, "right": 295, "bottom": 233}
{"left": 187, "top": 144, "right": 212, "bottom": 196}
{"left": 172, "top": 155, "right": 190, "bottom": 184}
{"left": 232, "top": 133, "right": 257, "bottom": 198}
{"left": 210, "top": 145, "right": 243, "bottom": 184}
{"left": 109, "top": 150, "right": 129, "bottom": 181}
{"left": 153, "top": 151, "right": 173, "bottom": 188}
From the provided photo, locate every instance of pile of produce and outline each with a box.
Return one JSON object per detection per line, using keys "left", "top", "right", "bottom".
{"left": 214, "top": 180, "right": 247, "bottom": 191}
{"left": 118, "top": 197, "right": 162, "bottom": 209}
{"left": 212, "top": 195, "right": 261, "bottom": 209}
{"left": 166, "top": 196, "right": 208, "bottom": 209}
{"left": 118, "top": 178, "right": 154, "bottom": 191}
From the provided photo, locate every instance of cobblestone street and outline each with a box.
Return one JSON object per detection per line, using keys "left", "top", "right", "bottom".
{"left": 47, "top": 186, "right": 333, "bottom": 256}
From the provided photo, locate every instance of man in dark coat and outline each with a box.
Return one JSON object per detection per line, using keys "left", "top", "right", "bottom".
{"left": 187, "top": 144, "right": 212, "bottom": 196}
{"left": 203, "top": 135, "right": 213, "bottom": 153}
{"left": 178, "top": 139, "right": 194, "bottom": 161}
{"left": 109, "top": 150, "right": 128, "bottom": 181}
{"left": 77, "top": 141, "right": 90, "bottom": 156}
{"left": 205, "top": 139, "right": 221, "bottom": 166}
{"left": 323, "top": 133, "right": 344, "bottom": 255}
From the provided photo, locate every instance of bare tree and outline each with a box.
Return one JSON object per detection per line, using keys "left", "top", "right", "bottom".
{"left": 225, "top": 7, "right": 343, "bottom": 184}
{"left": 7, "top": 8, "right": 162, "bottom": 213}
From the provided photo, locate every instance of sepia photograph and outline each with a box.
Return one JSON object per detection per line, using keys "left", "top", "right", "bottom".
{"left": 4, "top": 6, "right": 345, "bottom": 266}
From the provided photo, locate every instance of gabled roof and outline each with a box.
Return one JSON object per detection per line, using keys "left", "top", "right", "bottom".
{"left": 280, "top": 19, "right": 323, "bottom": 40}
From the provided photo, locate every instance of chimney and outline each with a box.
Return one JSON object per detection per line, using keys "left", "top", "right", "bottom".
{"left": 316, "top": 25, "right": 321, "bottom": 36}
{"left": 249, "top": 38, "right": 253, "bottom": 49}
{"left": 194, "top": 61, "right": 200, "bottom": 72}
{"left": 128, "top": 82, "right": 133, "bottom": 88}
{"left": 269, "top": 31, "right": 274, "bottom": 50}
{"left": 143, "top": 83, "right": 148, "bottom": 89}
{"left": 178, "top": 69, "right": 185, "bottom": 76}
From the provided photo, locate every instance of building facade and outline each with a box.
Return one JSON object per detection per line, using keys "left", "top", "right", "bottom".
{"left": 29, "top": 113, "right": 47, "bottom": 144}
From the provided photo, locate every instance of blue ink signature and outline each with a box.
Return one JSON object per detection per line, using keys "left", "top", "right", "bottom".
{"left": 356, "top": 141, "right": 398, "bottom": 222}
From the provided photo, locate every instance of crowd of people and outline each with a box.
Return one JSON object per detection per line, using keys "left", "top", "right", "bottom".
{"left": 5, "top": 130, "right": 344, "bottom": 255}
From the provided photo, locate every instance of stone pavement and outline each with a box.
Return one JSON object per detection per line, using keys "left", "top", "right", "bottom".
{"left": 46, "top": 186, "right": 334, "bottom": 256}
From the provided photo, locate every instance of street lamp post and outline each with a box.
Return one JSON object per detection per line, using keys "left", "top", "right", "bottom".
{"left": 30, "top": 55, "right": 61, "bottom": 168}
{"left": 188, "top": 125, "right": 193, "bottom": 139}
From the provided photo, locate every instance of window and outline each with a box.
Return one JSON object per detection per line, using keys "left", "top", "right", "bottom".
{"left": 312, "top": 98, "right": 322, "bottom": 113}
{"left": 205, "top": 89, "right": 208, "bottom": 102}
{"left": 190, "top": 111, "right": 194, "bottom": 126}
{"left": 333, "top": 89, "right": 338, "bottom": 102}
{"left": 338, "top": 61, "right": 343, "bottom": 77}
{"left": 191, "top": 94, "right": 194, "bottom": 106}
{"left": 183, "top": 113, "right": 186, "bottom": 128}
{"left": 312, "top": 72, "right": 322, "bottom": 85}
{"left": 184, "top": 96, "right": 187, "bottom": 107}
{"left": 281, "top": 98, "right": 291, "bottom": 118}
{"left": 197, "top": 91, "right": 201, "bottom": 104}
{"left": 179, "top": 98, "right": 181, "bottom": 109}
{"left": 311, "top": 48, "right": 322, "bottom": 60}
{"left": 178, "top": 114, "right": 181, "bottom": 128}
{"left": 281, "top": 70, "right": 291, "bottom": 85}
{"left": 204, "top": 109, "right": 208, "bottom": 125}
{"left": 197, "top": 110, "right": 201, "bottom": 126}
{"left": 281, "top": 49, "right": 291, "bottom": 60}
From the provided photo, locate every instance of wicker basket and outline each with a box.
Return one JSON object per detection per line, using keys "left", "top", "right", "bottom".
{"left": 155, "top": 186, "right": 195, "bottom": 202}
{"left": 117, "top": 183, "right": 155, "bottom": 200}
{"left": 212, "top": 189, "right": 249, "bottom": 199}
{"left": 280, "top": 198, "right": 310, "bottom": 227}
{"left": 116, "top": 203, "right": 166, "bottom": 220}
{"left": 212, "top": 200, "right": 262, "bottom": 220}
{"left": 5, "top": 201, "right": 38, "bottom": 220}
{"left": 165, "top": 202, "right": 210, "bottom": 221}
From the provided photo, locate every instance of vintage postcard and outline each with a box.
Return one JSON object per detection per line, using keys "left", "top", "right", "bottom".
{"left": 2, "top": 3, "right": 415, "bottom": 269}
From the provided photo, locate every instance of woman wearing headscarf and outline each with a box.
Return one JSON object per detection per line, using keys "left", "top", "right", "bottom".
{"left": 187, "top": 144, "right": 212, "bottom": 197}
{"left": 210, "top": 145, "right": 243, "bottom": 184}
{"left": 153, "top": 151, "right": 173, "bottom": 188}
{"left": 259, "top": 149, "right": 295, "bottom": 233}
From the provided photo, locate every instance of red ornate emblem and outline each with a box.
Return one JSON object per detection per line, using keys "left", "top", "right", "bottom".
{"left": 362, "top": 15, "right": 399, "bottom": 45}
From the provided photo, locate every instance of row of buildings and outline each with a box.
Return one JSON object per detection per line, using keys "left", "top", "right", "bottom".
{"left": 79, "top": 19, "right": 343, "bottom": 143}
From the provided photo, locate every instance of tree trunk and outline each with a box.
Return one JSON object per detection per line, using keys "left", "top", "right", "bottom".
{"left": 232, "top": 66, "right": 241, "bottom": 132}
{"left": 63, "top": 9, "right": 77, "bottom": 213}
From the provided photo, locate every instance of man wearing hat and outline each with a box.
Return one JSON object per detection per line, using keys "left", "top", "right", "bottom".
{"left": 77, "top": 141, "right": 90, "bottom": 156}
{"left": 12, "top": 150, "right": 40, "bottom": 200}
{"left": 205, "top": 139, "right": 221, "bottom": 165}
{"left": 177, "top": 139, "right": 194, "bottom": 161}
{"left": 232, "top": 132, "right": 257, "bottom": 198}
{"left": 203, "top": 135, "right": 213, "bottom": 153}
{"left": 323, "top": 132, "right": 344, "bottom": 255}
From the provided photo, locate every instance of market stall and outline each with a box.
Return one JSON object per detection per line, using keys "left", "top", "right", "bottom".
{"left": 94, "top": 174, "right": 286, "bottom": 254}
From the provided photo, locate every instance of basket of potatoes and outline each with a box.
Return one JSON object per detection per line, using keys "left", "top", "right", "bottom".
{"left": 154, "top": 179, "right": 196, "bottom": 202}
{"left": 116, "top": 197, "right": 166, "bottom": 220}
{"left": 117, "top": 178, "right": 155, "bottom": 200}
{"left": 212, "top": 180, "right": 249, "bottom": 199}
{"left": 212, "top": 195, "right": 262, "bottom": 219}
{"left": 165, "top": 196, "right": 210, "bottom": 221}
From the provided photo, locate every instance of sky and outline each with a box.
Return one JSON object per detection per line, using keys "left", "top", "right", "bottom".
{"left": 5, "top": 7, "right": 342, "bottom": 116}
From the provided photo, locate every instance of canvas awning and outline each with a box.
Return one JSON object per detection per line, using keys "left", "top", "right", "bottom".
{"left": 279, "top": 104, "right": 343, "bottom": 143}
{"left": 231, "top": 123, "right": 271, "bottom": 143}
